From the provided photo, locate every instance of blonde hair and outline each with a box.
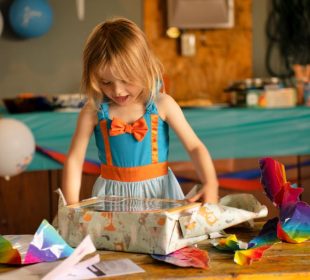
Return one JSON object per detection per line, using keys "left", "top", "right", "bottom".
{"left": 81, "top": 17, "right": 163, "bottom": 105}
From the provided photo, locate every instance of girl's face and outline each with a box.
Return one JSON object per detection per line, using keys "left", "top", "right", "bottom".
{"left": 98, "top": 66, "right": 144, "bottom": 106}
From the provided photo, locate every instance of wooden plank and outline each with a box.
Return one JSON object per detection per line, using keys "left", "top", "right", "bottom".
{"left": 144, "top": 0, "right": 252, "bottom": 103}
{"left": 0, "top": 171, "right": 50, "bottom": 234}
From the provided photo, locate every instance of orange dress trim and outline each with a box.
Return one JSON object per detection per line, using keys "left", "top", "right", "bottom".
{"left": 100, "top": 120, "right": 113, "bottom": 166}
{"left": 100, "top": 162, "right": 168, "bottom": 182}
{"left": 151, "top": 114, "right": 159, "bottom": 163}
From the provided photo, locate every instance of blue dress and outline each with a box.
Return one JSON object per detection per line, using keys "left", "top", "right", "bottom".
{"left": 92, "top": 101, "right": 184, "bottom": 200}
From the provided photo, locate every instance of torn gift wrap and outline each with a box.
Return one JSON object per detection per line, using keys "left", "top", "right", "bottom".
{"left": 57, "top": 189, "right": 267, "bottom": 255}
{"left": 179, "top": 193, "right": 268, "bottom": 238}
{"left": 0, "top": 219, "right": 73, "bottom": 265}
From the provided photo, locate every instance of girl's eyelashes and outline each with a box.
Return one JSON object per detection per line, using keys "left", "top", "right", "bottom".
{"left": 101, "top": 80, "right": 111, "bottom": 85}
{"left": 100, "top": 79, "right": 130, "bottom": 86}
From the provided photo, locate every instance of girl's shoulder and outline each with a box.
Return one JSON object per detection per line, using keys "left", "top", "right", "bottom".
{"left": 155, "top": 93, "right": 180, "bottom": 121}
{"left": 79, "top": 100, "right": 98, "bottom": 126}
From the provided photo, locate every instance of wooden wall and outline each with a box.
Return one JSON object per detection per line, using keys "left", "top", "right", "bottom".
{"left": 144, "top": 0, "right": 252, "bottom": 103}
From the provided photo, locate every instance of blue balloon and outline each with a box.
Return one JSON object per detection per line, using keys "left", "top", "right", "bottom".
{"left": 9, "top": 0, "right": 53, "bottom": 38}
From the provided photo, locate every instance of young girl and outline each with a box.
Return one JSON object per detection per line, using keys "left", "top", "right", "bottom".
{"left": 62, "top": 17, "right": 218, "bottom": 205}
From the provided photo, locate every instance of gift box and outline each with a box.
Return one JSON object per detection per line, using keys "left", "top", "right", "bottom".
{"left": 57, "top": 190, "right": 267, "bottom": 255}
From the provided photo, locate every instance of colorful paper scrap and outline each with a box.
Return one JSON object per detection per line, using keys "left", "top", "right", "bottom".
{"left": 0, "top": 219, "right": 74, "bottom": 265}
{"left": 152, "top": 246, "right": 209, "bottom": 269}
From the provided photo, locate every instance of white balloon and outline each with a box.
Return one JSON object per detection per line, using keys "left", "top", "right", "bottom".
{"left": 0, "top": 118, "right": 35, "bottom": 179}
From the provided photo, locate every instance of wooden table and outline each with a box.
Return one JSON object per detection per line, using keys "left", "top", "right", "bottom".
{"left": 0, "top": 223, "right": 309, "bottom": 279}
{"left": 95, "top": 223, "right": 310, "bottom": 279}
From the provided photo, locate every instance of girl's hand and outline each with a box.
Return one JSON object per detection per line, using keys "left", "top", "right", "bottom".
{"left": 187, "top": 183, "right": 219, "bottom": 204}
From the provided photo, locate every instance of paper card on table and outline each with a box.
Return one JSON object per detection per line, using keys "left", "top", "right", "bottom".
{"left": 57, "top": 259, "right": 145, "bottom": 279}
{"left": 0, "top": 254, "right": 143, "bottom": 279}
{"left": 42, "top": 235, "right": 97, "bottom": 280}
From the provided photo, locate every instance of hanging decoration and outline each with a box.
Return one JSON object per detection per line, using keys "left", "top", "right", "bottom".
{"left": 8, "top": 0, "right": 53, "bottom": 38}
{"left": 76, "top": 0, "right": 85, "bottom": 21}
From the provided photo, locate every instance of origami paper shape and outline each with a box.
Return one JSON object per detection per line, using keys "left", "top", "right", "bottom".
{"left": 260, "top": 157, "right": 310, "bottom": 243}
{"left": 213, "top": 218, "right": 280, "bottom": 265}
{"left": 0, "top": 235, "right": 21, "bottom": 264}
{"left": 234, "top": 245, "right": 272, "bottom": 265}
{"left": 210, "top": 158, "right": 309, "bottom": 266}
{"left": 211, "top": 234, "right": 248, "bottom": 251}
{"left": 0, "top": 235, "right": 102, "bottom": 280}
{"left": 234, "top": 217, "right": 280, "bottom": 265}
{"left": 278, "top": 201, "right": 310, "bottom": 243}
{"left": 0, "top": 219, "right": 74, "bottom": 265}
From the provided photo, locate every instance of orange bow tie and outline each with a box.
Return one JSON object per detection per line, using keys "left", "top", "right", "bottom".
{"left": 109, "top": 117, "right": 148, "bottom": 142}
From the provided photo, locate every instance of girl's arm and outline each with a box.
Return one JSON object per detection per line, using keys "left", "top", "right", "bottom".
{"left": 157, "top": 94, "right": 219, "bottom": 204}
{"left": 62, "top": 101, "right": 97, "bottom": 205}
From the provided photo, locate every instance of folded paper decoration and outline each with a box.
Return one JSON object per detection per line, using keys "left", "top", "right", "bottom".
{"left": 260, "top": 157, "right": 310, "bottom": 243}
{"left": 212, "top": 158, "right": 310, "bottom": 266}
{"left": 57, "top": 189, "right": 267, "bottom": 255}
{"left": 0, "top": 219, "right": 74, "bottom": 265}
{"left": 213, "top": 217, "right": 280, "bottom": 265}
{"left": 0, "top": 235, "right": 100, "bottom": 280}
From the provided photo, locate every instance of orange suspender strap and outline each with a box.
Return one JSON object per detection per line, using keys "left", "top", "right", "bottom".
{"left": 100, "top": 120, "right": 113, "bottom": 166}
{"left": 151, "top": 114, "right": 159, "bottom": 163}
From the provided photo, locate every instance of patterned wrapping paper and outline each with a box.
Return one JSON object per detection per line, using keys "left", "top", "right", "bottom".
{"left": 179, "top": 193, "right": 268, "bottom": 238}
{"left": 57, "top": 193, "right": 208, "bottom": 255}
{"left": 57, "top": 191, "right": 267, "bottom": 255}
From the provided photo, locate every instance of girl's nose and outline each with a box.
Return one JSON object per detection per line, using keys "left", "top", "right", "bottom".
{"left": 114, "top": 81, "right": 125, "bottom": 95}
